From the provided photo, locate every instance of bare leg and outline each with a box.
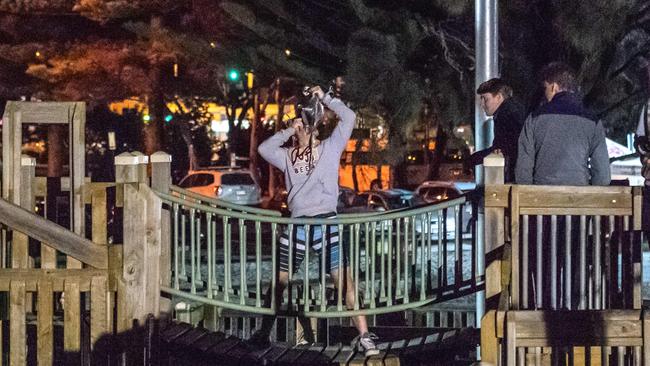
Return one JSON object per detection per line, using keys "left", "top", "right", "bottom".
{"left": 257, "top": 271, "right": 289, "bottom": 335}
{"left": 330, "top": 266, "right": 369, "bottom": 335}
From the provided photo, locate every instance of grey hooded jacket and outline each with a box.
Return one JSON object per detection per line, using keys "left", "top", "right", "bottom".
{"left": 259, "top": 95, "right": 355, "bottom": 217}
{"left": 515, "top": 92, "right": 610, "bottom": 186}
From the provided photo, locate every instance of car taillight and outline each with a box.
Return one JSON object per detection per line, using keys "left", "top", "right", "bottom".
{"left": 214, "top": 186, "right": 222, "bottom": 196}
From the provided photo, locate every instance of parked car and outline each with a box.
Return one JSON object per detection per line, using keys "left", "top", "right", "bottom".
{"left": 266, "top": 190, "right": 290, "bottom": 216}
{"left": 350, "top": 190, "right": 413, "bottom": 212}
{"left": 267, "top": 186, "right": 358, "bottom": 215}
{"left": 178, "top": 168, "right": 262, "bottom": 205}
{"left": 413, "top": 181, "right": 474, "bottom": 240}
{"left": 338, "top": 186, "right": 357, "bottom": 209}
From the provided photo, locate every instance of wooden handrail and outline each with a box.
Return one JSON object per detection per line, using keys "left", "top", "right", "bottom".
{"left": 0, "top": 197, "right": 107, "bottom": 269}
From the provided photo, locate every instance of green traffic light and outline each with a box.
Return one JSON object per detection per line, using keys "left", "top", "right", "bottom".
{"left": 164, "top": 114, "right": 173, "bottom": 122}
{"left": 228, "top": 70, "right": 240, "bottom": 81}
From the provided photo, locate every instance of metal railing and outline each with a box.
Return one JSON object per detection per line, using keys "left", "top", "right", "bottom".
{"left": 156, "top": 187, "right": 483, "bottom": 318}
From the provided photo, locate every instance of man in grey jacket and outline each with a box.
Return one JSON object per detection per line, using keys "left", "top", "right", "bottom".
{"left": 516, "top": 62, "right": 610, "bottom": 186}
{"left": 253, "top": 86, "right": 378, "bottom": 356}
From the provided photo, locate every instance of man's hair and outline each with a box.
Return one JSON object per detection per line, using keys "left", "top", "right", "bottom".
{"left": 476, "top": 78, "right": 513, "bottom": 99}
{"left": 540, "top": 62, "right": 578, "bottom": 93}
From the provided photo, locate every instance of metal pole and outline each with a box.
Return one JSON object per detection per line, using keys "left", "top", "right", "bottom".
{"left": 475, "top": 0, "right": 499, "bottom": 350}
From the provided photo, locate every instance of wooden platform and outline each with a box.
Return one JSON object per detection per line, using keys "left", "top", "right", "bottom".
{"left": 158, "top": 321, "right": 480, "bottom": 365}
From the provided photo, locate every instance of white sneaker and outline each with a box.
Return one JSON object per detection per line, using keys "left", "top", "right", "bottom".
{"left": 356, "top": 332, "right": 380, "bottom": 356}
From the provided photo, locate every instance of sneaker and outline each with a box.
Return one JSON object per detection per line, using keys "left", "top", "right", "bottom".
{"left": 246, "top": 330, "right": 271, "bottom": 350}
{"left": 354, "top": 332, "right": 380, "bottom": 356}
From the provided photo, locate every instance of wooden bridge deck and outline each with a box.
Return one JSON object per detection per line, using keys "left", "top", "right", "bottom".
{"left": 158, "top": 321, "right": 479, "bottom": 366}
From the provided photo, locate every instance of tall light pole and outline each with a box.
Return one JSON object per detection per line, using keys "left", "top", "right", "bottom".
{"left": 475, "top": 0, "right": 498, "bottom": 346}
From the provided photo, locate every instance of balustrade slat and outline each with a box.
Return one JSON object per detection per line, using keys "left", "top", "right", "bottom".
{"left": 90, "top": 276, "right": 108, "bottom": 348}
{"left": 550, "top": 215, "right": 557, "bottom": 310}
{"left": 579, "top": 215, "right": 587, "bottom": 310}
{"left": 535, "top": 215, "right": 543, "bottom": 309}
{"left": 172, "top": 204, "right": 180, "bottom": 289}
{"left": 190, "top": 209, "right": 196, "bottom": 294}
{"left": 207, "top": 213, "right": 213, "bottom": 299}
{"left": 10, "top": 280, "right": 26, "bottom": 366}
{"left": 564, "top": 216, "right": 572, "bottom": 310}
{"left": 522, "top": 215, "right": 529, "bottom": 309}
{"left": 37, "top": 280, "right": 53, "bottom": 366}
{"left": 64, "top": 280, "right": 80, "bottom": 353}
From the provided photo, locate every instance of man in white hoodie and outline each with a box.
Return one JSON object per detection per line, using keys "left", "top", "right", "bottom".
{"left": 253, "top": 86, "right": 378, "bottom": 356}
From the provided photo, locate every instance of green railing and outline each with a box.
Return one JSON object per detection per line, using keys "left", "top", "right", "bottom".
{"left": 156, "top": 187, "right": 483, "bottom": 318}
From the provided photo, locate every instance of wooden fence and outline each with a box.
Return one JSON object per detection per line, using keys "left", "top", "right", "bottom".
{"left": 0, "top": 152, "right": 166, "bottom": 365}
{"left": 480, "top": 153, "right": 648, "bottom": 366}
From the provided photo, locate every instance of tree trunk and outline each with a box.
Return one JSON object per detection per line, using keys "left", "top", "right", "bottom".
{"left": 47, "top": 125, "right": 65, "bottom": 177}
{"left": 249, "top": 90, "right": 260, "bottom": 182}
{"left": 143, "top": 17, "right": 164, "bottom": 156}
{"left": 351, "top": 139, "right": 362, "bottom": 191}
{"left": 268, "top": 80, "right": 283, "bottom": 198}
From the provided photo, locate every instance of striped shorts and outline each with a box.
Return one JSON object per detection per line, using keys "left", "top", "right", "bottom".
{"left": 279, "top": 212, "right": 345, "bottom": 274}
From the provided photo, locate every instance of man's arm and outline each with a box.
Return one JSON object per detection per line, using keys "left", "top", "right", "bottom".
{"left": 322, "top": 94, "right": 356, "bottom": 153}
{"left": 515, "top": 115, "right": 535, "bottom": 184}
{"left": 589, "top": 121, "right": 611, "bottom": 186}
{"left": 258, "top": 127, "right": 294, "bottom": 171}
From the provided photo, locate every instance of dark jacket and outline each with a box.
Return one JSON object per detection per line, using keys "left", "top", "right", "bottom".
{"left": 470, "top": 98, "right": 526, "bottom": 182}
{"left": 515, "top": 92, "right": 610, "bottom": 186}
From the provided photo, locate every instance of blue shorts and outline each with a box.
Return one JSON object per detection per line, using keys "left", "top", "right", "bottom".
{"left": 278, "top": 213, "right": 345, "bottom": 273}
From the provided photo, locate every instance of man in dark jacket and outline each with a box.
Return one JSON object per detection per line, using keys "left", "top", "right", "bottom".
{"left": 515, "top": 62, "right": 610, "bottom": 186}
{"left": 471, "top": 78, "right": 526, "bottom": 182}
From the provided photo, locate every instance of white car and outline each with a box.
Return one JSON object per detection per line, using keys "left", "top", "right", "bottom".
{"left": 178, "top": 168, "right": 262, "bottom": 205}
{"left": 413, "top": 181, "right": 474, "bottom": 241}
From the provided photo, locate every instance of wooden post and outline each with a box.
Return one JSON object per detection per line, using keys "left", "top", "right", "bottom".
{"left": 151, "top": 151, "right": 172, "bottom": 313}
{"left": 119, "top": 151, "right": 162, "bottom": 326}
{"left": 114, "top": 153, "right": 138, "bottom": 331}
{"left": 481, "top": 152, "right": 506, "bottom": 365}
{"left": 12, "top": 155, "right": 35, "bottom": 269}
{"left": 122, "top": 184, "right": 162, "bottom": 325}
{"left": 131, "top": 151, "right": 149, "bottom": 184}
{"left": 115, "top": 153, "right": 139, "bottom": 185}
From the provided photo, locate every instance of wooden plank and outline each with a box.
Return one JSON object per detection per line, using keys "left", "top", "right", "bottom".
{"left": 519, "top": 207, "right": 632, "bottom": 216}
{"left": 121, "top": 184, "right": 162, "bottom": 324}
{"left": 90, "top": 276, "right": 108, "bottom": 349}
{"left": 0, "top": 269, "right": 109, "bottom": 291}
{"left": 151, "top": 152, "right": 172, "bottom": 312}
{"left": 40, "top": 243, "right": 57, "bottom": 269}
{"left": 10, "top": 280, "right": 26, "bottom": 366}
{"left": 33, "top": 177, "right": 47, "bottom": 197}
{"left": 11, "top": 110, "right": 22, "bottom": 205}
{"left": 0, "top": 197, "right": 107, "bottom": 268}
{"left": 2, "top": 102, "right": 16, "bottom": 201}
{"left": 83, "top": 183, "right": 117, "bottom": 203}
{"left": 11, "top": 101, "right": 81, "bottom": 124}
{"left": 480, "top": 310, "right": 498, "bottom": 365}
{"left": 37, "top": 280, "right": 53, "bottom": 366}
{"left": 516, "top": 184, "right": 631, "bottom": 196}
{"left": 484, "top": 185, "right": 511, "bottom": 208}
{"left": 643, "top": 311, "right": 650, "bottom": 365}
{"left": 633, "top": 187, "right": 643, "bottom": 230}
{"left": 11, "top": 232, "right": 29, "bottom": 269}
{"left": 510, "top": 186, "right": 520, "bottom": 309}
{"left": 517, "top": 191, "right": 631, "bottom": 209}
{"left": 91, "top": 189, "right": 108, "bottom": 245}
{"left": 13, "top": 156, "right": 34, "bottom": 270}
{"left": 70, "top": 102, "right": 85, "bottom": 253}
{"left": 512, "top": 310, "right": 642, "bottom": 322}
{"left": 64, "top": 280, "right": 81, "bottom": 353}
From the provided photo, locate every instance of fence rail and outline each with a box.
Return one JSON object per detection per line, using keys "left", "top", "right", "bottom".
{"left": 156, "top": 185, "right": 483, "bottom": 318}
{"left": 480, "top": 153, "right": 647, "bottom": 366}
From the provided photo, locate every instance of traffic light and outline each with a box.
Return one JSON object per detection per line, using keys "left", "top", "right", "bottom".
{"left": 227, "top": 69, "right": 240, "bottom": 82}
